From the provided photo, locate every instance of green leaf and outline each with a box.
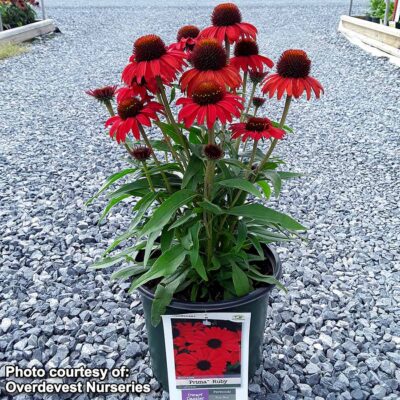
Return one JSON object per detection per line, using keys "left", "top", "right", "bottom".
{"left": 111, "top": 265, "right": 148, "bottom": 280}
{"left": 140, "top": 190, "right": 197, "bottom": 236}
{"left": 109, "top": 178, "right": 155, "bottom": 198}
{"left": 161, "top": 226, "right": 174, "bottom": 252}
{"left": 169, "top": 210, "right": 197, "bottom": 230}
{"left": 218, "top": 178, "right": 262, "bottom": 198}
{"left": 156, "top": 121, "right": 184, "bottom": 146}
{"left": 198, "top": 200, "right": 224, "bottom": 215}
{"left": 271, "top": 120, "right": 293, "bottom": 133}
{"left": 151, "top": 269, "right": 189, "bottom": 326}
{"left": 150, "top": 140, "right": 170, "bottom": 152}
{"left": 130, "top": 192, "right": 158, "bottom": 230}
{"left": 148, "top": 163, "right": 180, "bottom": 174}
{"left": 169, "top": 87, "right": 176, "bottom": 104}
{"left": 265, "top": 171, "right": 282, "bottom": 197}
{"left": 182, "top": 156, "right": 203, "bottom": 189}
{"left": 188, "top": 127, "right": 203, "bottom": 144}
{"left": 86, "top": 168, "right": 137, "bottom": 205}
{"left": 129, "top": 245, "right": 187, "bottom": 292}
{"left": 256, "top": 181, "right": 271, "bottom": 199}
{"left": 91, "top": 247, "right": 136, "bottom": 269}
{"left": 98, "top": 193, "right": 130, "bottom": 223}
{"left": 222, "top": 158, "right": 247, "bottom": 169}
{"left": 278, "top": 171, "right": 303, "bottom": 180}
{"left": 232, "top": 264, "right": 250, "bottom": 296}
{"left": 248, "top": 266, "right": 287, "bottom": 292}
{"left": 249, "top": 236, "right": 264, "bottom": 258}
{"left": 234, "top": 220, "right": 247, "bottom": 251}
{"left": 227, "top": 204, "right": 307, "bottom": 231}
{"left": 144, "top": 230, "right": 160, "bottom": 267}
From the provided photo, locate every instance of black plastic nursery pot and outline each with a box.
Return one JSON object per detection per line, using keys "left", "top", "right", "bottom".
{"left": 138, "top": 245, "right": 282, "bottom": 391}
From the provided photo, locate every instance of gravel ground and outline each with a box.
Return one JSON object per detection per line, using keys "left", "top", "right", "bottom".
{"left": 1, "top": 0, "right": 400, "bottom": 399}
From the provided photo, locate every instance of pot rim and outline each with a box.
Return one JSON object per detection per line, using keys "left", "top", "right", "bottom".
{"left": 138, "top": 245, "right": 282, "bottom": 311}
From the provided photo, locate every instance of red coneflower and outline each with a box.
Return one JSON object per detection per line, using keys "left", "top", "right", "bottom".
{"left": 262, "top": 49, "right": 324, "bottom": 100}
{"left": 170, "top": 25, "right": 200, "bottom": 51}
{"left": 231, "top": 117, "right": 285, "bottom": 142}
{"left": 180, "top": 39, "right": 241, "bottom": 95}
{"left": 200, "top": 3, "right": 257, "bottom": 44}
{"left": 187, "top": 327, "right": 239, "bottom": 354}
{"left": 177, "top": 81, "right": 243, "bottom": 129}
{"left": 105, "top": 97, "right": 163, "bottom": 143}
{"left": 122, "top": 35, "right": 187, "bottom": 86}
{"left": 175, "top": 349, "right": 228, "bottom": 377}
{"left": 86, "top": 85, "right": 117, "bottom": 103}
{"left": 173, "top": 322, "right": 205, "bottom": 349}
{"left": 115, "top": 85, "right": 150, "bottom": 103}
{"left": 231, "top": 39, "right": 273, "bottom": 73}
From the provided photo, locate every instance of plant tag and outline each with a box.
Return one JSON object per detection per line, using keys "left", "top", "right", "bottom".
{"left": 162, "top": 312, "right": 251, "bottom": 400}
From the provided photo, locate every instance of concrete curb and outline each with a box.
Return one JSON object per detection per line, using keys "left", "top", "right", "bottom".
{"left": 0, "top": 19, "right": 57, "bottom": 44}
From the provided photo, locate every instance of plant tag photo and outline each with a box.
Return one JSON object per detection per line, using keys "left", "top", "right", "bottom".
{"left": 162, "top": 312, "right": 251, "bottom": 399}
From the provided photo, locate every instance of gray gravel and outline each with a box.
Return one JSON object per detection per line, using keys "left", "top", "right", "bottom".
{"left": 1, "top": 0, "right": 400, "bottom": 399}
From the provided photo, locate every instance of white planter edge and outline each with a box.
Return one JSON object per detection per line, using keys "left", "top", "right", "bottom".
{"left": 0, "top": 19, "right": 57, "bottom": 44}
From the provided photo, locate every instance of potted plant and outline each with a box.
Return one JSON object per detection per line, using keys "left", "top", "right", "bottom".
{"left": 370, "top": 0, "right": 383, "bottom": 22}
{"left": 86, "top": 2, "right": 324, "bottom": 391}
{"left": 0, "top": 0, "right": 38, "bottom": 30}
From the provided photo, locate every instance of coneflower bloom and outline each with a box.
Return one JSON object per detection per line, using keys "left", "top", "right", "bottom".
{"left": 170, "top": 25, "right": 200, "bottom": 51}
{"left": 105, "top": 97, "right": 163, "bottom": 143}
{"left": 116, "top": 85, "right": 150, "bottom": 103}
{"left": 122, "top": 35, "right": 187, "bottom": 85}
{"left": 252, "top": 96, "right": 266, "bottom": 108}
{"left": 200, "top": 3, "right": 257, "bottom": 44}
{"left": 204, "top": 144, "right": 224, "bottom": 160}
{"left": 187, "top": 327, "right": 239, "bottom": 354}
{"left": 249, "top": 70, "right": 267, "bottom": 85}
{"left": 180, "top": 39, "right": 241, "bottom": 95}
{"left": 175, "top": 349, "right": 228, "bottom": 377}
{"left": 86, "top": 85, "right": 117, "bottom": 104}
{"left": 131, "top": 146, "right": 152, "bottom": 161}
{"left": 231, "top": 39, "right": 273, "bottom": 73}
{"left": 177, "top": 81, "right": 243, "bottom": 129}
{"left": 262, "top": 49, "right": 324, "bottom": 100}
{"left": 231, "top": 117, "right": 285, "bottom": 142}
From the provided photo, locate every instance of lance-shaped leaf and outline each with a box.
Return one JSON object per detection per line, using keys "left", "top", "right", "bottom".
{"left": 232, "top": 263, "right": 250, "bottom": 296}
{"left": 86, "top": 168, "right": 137, "bottom": 205}
{"left": 140, "top": 190, "right": 197, "bottom": 236}
{"left": 129, "top": 245, "right": 187, "bottom": 292}
{"left": 218, "top": 178, "right": 262, "bottom": 198}
{"left": 227, "top": 204, "right": 307, "bottom": 231}
{"left": 151, "top": 269, "right": 189, "bottom": 326}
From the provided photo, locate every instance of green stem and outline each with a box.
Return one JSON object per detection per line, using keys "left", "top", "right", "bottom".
{"left": 244, "top": 82, "right": 256, "bottom": 117}
{"left": 155, "top": 92, "right": 185, "bottom": 171}
{"left": 240, "top": 139, "right": 248, "bottom": 162}
{"left": 139, "top": 124, "right": 172, "bottom": 193}
{"left": 156, "top": 77, "right": 190, "bottom": 163}
{"left": 245, "top": 140, "right": 258, "bottom": 179}
{"left": 242, "top": 71, "right": 248, "bottom": 103}
{"left": 142, "top": 161, "right": 155, "bottom": 193}
{"left": 253, "top": 95, "right": 292, "bottom": 179}
{"left": 204, "top": 160, "right": 215, "bottom": 267}
{"left": 104, "top": 100, "right": 115, "bottom": 116}
{"left": 225, "top": 37, "right": 230, "bottom": 62}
